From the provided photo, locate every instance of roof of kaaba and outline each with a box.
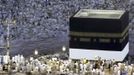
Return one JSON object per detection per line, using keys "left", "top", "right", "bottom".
{"left": 74, "top": 9, "right": 125, "bottom": 19}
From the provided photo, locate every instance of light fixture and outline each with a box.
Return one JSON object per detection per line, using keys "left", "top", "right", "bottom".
{"left": 34, "top": 49, "right": 38, "bottom": 55}
{"left": 62, "top": 46, "right": 66, "bottom": 52}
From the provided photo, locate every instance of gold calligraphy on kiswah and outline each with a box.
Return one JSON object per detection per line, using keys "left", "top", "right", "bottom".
{"left": 70, "top": 26, "right": 129, "bottom": 38}
{"left": 72, "top": 32, "right": 128, "bottom": 43}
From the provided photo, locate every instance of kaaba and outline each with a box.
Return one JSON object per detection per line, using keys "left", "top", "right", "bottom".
{"left": 70, "top": 9, "right": 129, "bottom": 51}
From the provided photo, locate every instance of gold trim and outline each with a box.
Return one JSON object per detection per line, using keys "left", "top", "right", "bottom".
{"left": 70, "top": 26, "right": 129, "bottom": 38}
{"left": 99, "top": 39, "right": 110, "bottom": 43}
{"left": 71, "top": 32, "right": 128, "bottom": 43}
{"left": 119, "top": 32, "right": 128, "bottom": 43}
{"left": 80, "top": 38, "right": 91, "bottom": 42}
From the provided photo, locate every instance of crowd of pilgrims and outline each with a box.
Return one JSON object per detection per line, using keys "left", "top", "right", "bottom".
{"left": 0, "top": 55, "right": 134, "bottom": 75}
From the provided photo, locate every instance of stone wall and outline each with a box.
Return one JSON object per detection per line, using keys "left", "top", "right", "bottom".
{"left": 0, "top": 0, "right": 133, "bottom": 56}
